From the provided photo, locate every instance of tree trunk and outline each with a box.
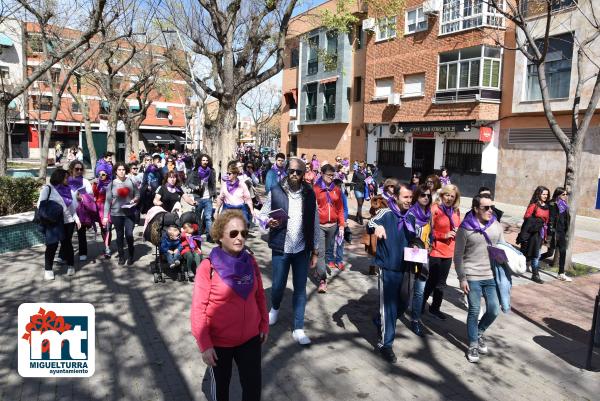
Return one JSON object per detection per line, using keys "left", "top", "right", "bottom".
{"left": 0, "top": 101, "right": 9, "bottom": 175}
{"left": 131, "top": 123, "right": 140, "bottom": 156}
{"left": 106, "top": 112, "right": 118, "bottom": 155}
{"left": 82, "top": 101, "right": 96, "bottom": 169}
{"left": 214, "top": 106, "right": 238, "bottom": 176}
{"left": 563, "top": 142, "right": 584, "bottom": 271}
{"left": 39, "top": 98, "right": 62, "bottom": 179}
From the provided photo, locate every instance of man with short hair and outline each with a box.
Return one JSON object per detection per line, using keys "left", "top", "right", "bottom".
{"left": 368, "top": 183, "right": 415, "bottom": 363}
{"left": 259, "top": 157, "right": 320, "bottom": 345}
{"left": 187, "top": 154, "right": 216, "bottom": 241}
{"left": 265, "top": 153, "right": 287, "bottom": 194}
{"left": 95, "top": 151, "right": 114, "bottom": 179}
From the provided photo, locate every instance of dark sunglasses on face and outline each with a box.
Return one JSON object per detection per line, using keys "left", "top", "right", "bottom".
{"left": 229, "top": 229, "right": 248, "bottom": 239}
{"left": 479, "top": 205, "right": 494, "bottom": 211}
{"left": 74, "top": 167, "right": 83, "bottom": 171}
{"left": 287, "top": 169, "right": 303, "bottom": 176}
{"left": 99, "top": 173, "right": 107, "bottom": 177}
{"left": 419, "top": 193, "right": 432, "bottom": 199}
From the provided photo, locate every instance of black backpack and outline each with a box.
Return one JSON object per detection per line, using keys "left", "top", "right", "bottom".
{"left": 34, "top": 185, "right": 64, "bottom": 226}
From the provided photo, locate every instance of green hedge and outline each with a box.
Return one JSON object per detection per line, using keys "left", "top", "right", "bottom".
{"left": 0, "top": 177, "right": 44, "bottom": 217}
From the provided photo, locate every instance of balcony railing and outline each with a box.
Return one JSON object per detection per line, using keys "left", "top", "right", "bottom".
{"left": 307, "top": 58, "right": 318, "bottom": 75}
{"left": 323, "top": 103, "right": 335, "bottom": 120}
{"left": 305, "top": 105, "right": 317, "bottom": 121}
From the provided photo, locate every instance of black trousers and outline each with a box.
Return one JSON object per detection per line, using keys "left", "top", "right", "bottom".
{"left": 541, "top": 232, "right": 568, "bottom": 274}
{"left": 422, "top": 256, "right": 452, "bottom": 312}
{"left": 111, "top": 215, "right": 135, "bottom": 258}
{"left": 77, "top": 225, "right": 87, "bottom": 256}
{"left": 47, "top": 222, "right": 75, "bottom": 270}
{"left": 211, "top": 335, "right": 261, "bottom": 401}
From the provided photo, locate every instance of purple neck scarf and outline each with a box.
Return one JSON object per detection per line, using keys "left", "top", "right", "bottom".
{"left": 440, "top": 204, "right": 456, "bottom": 229}
{"left": 408, "top": 203, "right": 431, "bottom": 228}
{"left": 187, "top": 234, "right": 202, "bottom": 251}
{"left": 557, "top": 199, "right": 568, "bottom": 214}
{"left": 460, "top": 210, "right": 496, "bottom": 244}
{"left": 388, "top": 199, "right": 414, "bottom": 233}
{"left": 316, "top": 176, "right": 335, "bottom": 204}
{"left": 55, "top": 184, "right": 73, "bottom": 207}
{"left": 97, "top": 177, "right": 110, "bottom": 193}
{"left": 67, "top": 176, "right": 84, "bottom": 193}
{"left": 166, "top": 183, "right": 182, "bottom": 193}
{"left": 147, "top": 164, "right": 159, "bottom": 174}
{"left": 198, "top": 166, "right": 211, "bottom": 183}
{"left": 271, "top": 164, "right": 287, "bottom": 181}
{"left": 226, "top": 178, "right": 240, "bottom": 193}
{"left": 440, "top": 176, "right": 451, "bottom": 186}
{"left": 209, "top": 247, "right": 255, "bottom": 300}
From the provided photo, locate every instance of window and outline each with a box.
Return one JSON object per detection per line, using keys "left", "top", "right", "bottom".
{"left": 100, "top": 100, "right": 110, "bottom": 115}
{"left": 403, "top": 73, "right": 425, "bottom": 97}
{"left": 437, "top": 46, "right": 501, "bottom": 90}
{"left": 305, "top": 83, "right": 317, "bottom": 121}
{"left": 444, "top": 139, "right": 483, "bottom": 172}
{"left": 290, "top": 48, "right": 299, "bottom": 68}
{"left": 405, "top": 8, "right": 427, "bottom": 34}
{"left": 325, "top": 31, "right": 338, "bottom": 71}
{"left": 441, "top": 0, "right": 503, "bottom": 34}
{"left": 0, "top": 66, "right": 9, "bottom": 80}
{"left": 354, "top": 76, "right": 362, "bottom": 102}
{"left": 32, "top": 95, "right": 53, "bottom": 112}
{"left": 376, "top": 16, "right": 397, "bottom": 41}
{"left": 526, "top": 32, "right": 573, "bottom": 100}
{"left": 377, "top": 138, "right": 405, "bottom": 166}
{"left": 156, "top": 107, "right": 170, "bottom": 119}
{"left": 374, "top": 78, "right": 394, "bottom": 99}
{"left": 71, "top": 100, "right": 81, "bottom": 113}
{"left": 307, "top": 36, "right": 319, "bottom": 75}
{"left": 28, "top": 34, "right": 43, "bottom": 53}
{"left": 323, "top": 82, "right": 336, "bottom": 120}
{"left": 50, "top": 69, "right": 60, "bottom": 85}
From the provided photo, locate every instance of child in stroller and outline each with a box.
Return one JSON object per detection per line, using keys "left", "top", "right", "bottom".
{"left": 160, "top": 225, "right": 183, "bottom": 270}
{"left": 180, "top": 222, "right": 202, "bottom": 282}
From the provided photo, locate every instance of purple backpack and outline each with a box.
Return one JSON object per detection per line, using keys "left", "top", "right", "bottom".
{"left": 77, "top": 193, "right": 100, "bottom": 228}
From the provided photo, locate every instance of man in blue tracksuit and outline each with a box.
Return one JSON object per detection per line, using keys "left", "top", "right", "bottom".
{"left": 368, "top": 183, "right": 415, "bottom": 363}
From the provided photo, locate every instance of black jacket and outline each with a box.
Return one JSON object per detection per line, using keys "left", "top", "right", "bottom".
{"left": 548, "top": 201, "right": 570, "bottom": 235}
{"left": 186, "top": 168, "right": 216, "bottom": 199}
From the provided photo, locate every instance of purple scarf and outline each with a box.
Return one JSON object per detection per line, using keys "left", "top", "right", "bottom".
{"left": 226, "top": 178, "right": 240, "bottom": 193}
{"left": 557, "top": 199, "right": 568, "bottom": 214}
{"left": 187, "top": 234, "right": 202, "bottom": 251}
{"left": 67, "top": 176, "right": 84, "bottom": 193}
{"left": 209, "top": 247, "right": 255, "bottom": 300}
{"left": 316, "top": 176, "right": 335, "bottom": 204}
{"left": 271, "top": 164, "right": 287, "bottom": 181}
{"left": 166, "top": 183, "right": 182, "bottom": 193}
{"left": 146, "top": 164, "right": 159, "bottom": 174}
{"left": 55, "top": 184, "right": 73, "bottom": 207}
{"left": 97, "top": 177, "right": 110, "bottom": 193}
{"left": 198, "top": 166, "right": 211, "bottom": 183}
{"left": 440, "top": 204, "right": 456, "bottom": 229}
{"left": 388, "top": 198, "right": 414, "bottom": 233}
{"left": 408, "top": 203, "right": 431, "bottom": 228}
{"left": 440, "top": 176, "right": 451, "bottom": 186}
{"left": 460, "top": 210, "right": 497, "bottom": 244}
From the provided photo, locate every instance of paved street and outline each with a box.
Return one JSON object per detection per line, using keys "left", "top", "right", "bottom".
{"left": 1, "top": 198, "right": 599, "bottom": 401}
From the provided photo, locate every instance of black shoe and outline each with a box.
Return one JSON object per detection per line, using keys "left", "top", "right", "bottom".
{"left": 118, "top": 255, "right": 126, "bottom": 266}
{"left": 379, "top": 347, "right": 397, "bottom": 364}
{"left": 126, "top": 257, "right": 134, "bottom": 266}
{"left": 177, "top": 271, "right": 185, "bottom": 282}
{"left": 429, "top": 309, "right": 447, "bottom": 321}
{"left": 532, "top": 273, "right": 544, "bottom": 284}
{"left": 410, "top": 320, "right": 424, "bottom": 337}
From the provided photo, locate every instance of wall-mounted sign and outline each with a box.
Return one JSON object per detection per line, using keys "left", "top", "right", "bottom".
{"left": 479, "top": 126, "right": 493, "bottom": 142}
{"left": 397, "top": 122, "right": 472, "bottom": 135}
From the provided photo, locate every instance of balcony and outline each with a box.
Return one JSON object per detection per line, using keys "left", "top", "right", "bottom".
{"left": 323, "top": 103, "right": 335, "bottom": 120}
{"left": 433, "top": 89, "right": 501, "bottom": 104}
{"left": 307, "top": 58, "right": 318, "bottom": 75}
{"left": 305, "top": 105, "right": 317, "bottom": 121}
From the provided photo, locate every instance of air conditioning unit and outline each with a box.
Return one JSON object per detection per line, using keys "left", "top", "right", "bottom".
{"left": 289, "top": 108, "right": 297, "bottom": 118}
{"left": 289, "top": 120, "right": 301, "bottom": 133}
{"left": 423, "top": 0, "right": 441, "bottom": 15}
{"left": 362, "top": 18, "right": 376, "bottom": 32}
{"left": 387, "top": 93, "right": 401, "bottom": 106}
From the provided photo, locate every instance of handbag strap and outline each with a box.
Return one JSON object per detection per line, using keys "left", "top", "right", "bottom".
{"left": 46, "top": 185, "right": 52, "bottom": 201}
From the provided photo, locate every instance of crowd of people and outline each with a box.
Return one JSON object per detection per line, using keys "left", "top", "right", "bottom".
{"left": 35, "top": 146, "right": 573, "bottom": 400}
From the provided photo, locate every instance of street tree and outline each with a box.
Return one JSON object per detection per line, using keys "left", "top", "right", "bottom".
{"left": 0, "top": 0, "right": 109, "bottom": 175}
{"left": 239, "top": 81, "right": 281, "bottom": 149}
{"left": 487, "top": 0, "right": 600, "bottom": 270}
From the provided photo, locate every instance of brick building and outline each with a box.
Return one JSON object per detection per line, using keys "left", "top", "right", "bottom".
{"left": 362, "top": 0, "right": 505, "bottom": 195}
{"left": 0, "top": 20, "right": 188, "bottom": 163}
{"left": 496, "top": 0, "right": 600, "bottom": 217}
{"left": 279, "top": 0, "right": 367, "bottom": 164}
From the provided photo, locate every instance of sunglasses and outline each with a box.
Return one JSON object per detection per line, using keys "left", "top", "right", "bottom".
{"left": 287, "top": 169, "right": 303, "bottom": 176}
{"left": 228, "top": 229, "right": 248, "bottom": 239}
{"left": 419, "top": 193, "right": 432, "bottom": 198}
{"left": 74, "top": 167, "right": 83, "bottom": 171}
{"left": 479, "top": 205, "right": 494, "bottom": 211}
{"left": 99, "top": 174, "right": 107, "bottom": 178}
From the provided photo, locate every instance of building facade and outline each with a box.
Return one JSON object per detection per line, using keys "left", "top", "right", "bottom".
{"left": 497, "top": 0, "right": 600, "bottom": 217}
{"left": 363, "top": 0, "right": 506, "bottom": 195}
{"left": 280, "top": 0, "right": 367, "bottom": 164}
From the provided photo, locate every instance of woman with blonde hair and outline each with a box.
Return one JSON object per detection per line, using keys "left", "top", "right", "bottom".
{"left": 422, "top": 184, "right": 461, "bottom": 320}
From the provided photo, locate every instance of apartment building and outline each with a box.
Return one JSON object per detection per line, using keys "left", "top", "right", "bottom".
{"left": 0, "top": 20, "right": 188, "bottom": 162}
{"left": 280, "top": 0, "right": 367, "bottom": 164}
{"left": 496, "top": 0, "right": 600, "bottom": 217}
{"left": 363, "top": 0, "right": 505, "bottom": 195}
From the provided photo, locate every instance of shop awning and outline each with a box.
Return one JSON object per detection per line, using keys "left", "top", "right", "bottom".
{"left": 142, "top": 132, "right": 178, "bottom": 144}
{"left": 0, "top": 33, "right": 13, "bottom": 47}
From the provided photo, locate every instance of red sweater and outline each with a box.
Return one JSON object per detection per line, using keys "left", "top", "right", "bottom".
{"left": 524, "top": 203, "right": 550, "bottom": 239}
{"left": 430, "top": 203, "right": 461, "bottom": 258}
{"left": 313, "top": 184, "right": 345, "bottom": 226}
{"left": 181, "top": 229, "right": 202, "bottom": 256}
{"left": 190, "top": 256, "right": 268, "bottom": 352}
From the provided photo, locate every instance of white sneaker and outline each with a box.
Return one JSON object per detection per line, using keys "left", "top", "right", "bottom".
{"left": 79, "top": 255, "right": 87, "bottom": 261}
{"left": 268, "top": 308, "right": 279, "bottom": 326}
{"left": 558, "top": 273, "right": 573, "bottom": 282}
{"left": 44, "top": 270, "right": 55, "bottom": 281}
{"left": 292, "top": 329, "right": 311, "bottom": 345}
{"left": 67, "top": 266, "right": 75, "bottom": 276}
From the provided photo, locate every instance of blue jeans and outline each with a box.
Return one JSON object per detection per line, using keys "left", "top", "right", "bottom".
{"left": 334, "top": 227, "right": 344, "bottom": 264}
{"left": 377, "top": 269, "right": 407, "bottom": 348}
{"left": 530, "top": 248, "right": 542, "bottom": 272}
{"left": 466, "top": 279, "right": 500, "bottom": 346}
{"left": 165, "top": 250, "right": 181, "bottom": 265}
{"left": 195, "top": 198, "right": 213, "bottom": 240}
{"left": 411, "top": 277, "right": 426, "bottom": 322}
{"left": 271, "top": 250, "right": 310, "bottom": 330}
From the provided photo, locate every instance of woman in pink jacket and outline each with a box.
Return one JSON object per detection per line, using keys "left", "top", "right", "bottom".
{"left": 190, "top": 209, "right": 268, "bottom": 401}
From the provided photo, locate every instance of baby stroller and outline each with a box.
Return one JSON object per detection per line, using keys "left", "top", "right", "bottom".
{"left": 143, "top": 206, "right": 197, "bottom": 283}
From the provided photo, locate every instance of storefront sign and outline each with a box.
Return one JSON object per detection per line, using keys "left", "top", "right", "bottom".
{"left": 412, "top": 132, "right": 435, "bottom": 138}
{"left": 397, "top": 122, "right": 472, "bottom": 135}
{"left": 479, "top": 126, "right": 493, "bottom": 142}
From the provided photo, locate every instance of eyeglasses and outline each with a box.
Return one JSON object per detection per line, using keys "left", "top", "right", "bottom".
{"left": 479, "top": 205, "right": 494, "bottom": 211}
{"left": 228, "top": 229, "right": 248, "bottom": 239}
{"left": 419, "top": 193, "right": 432, "bottom": 199}
{"left": 287, "top": 169, "right": 303, "bottom": 176}
{"left": 99, "top": 173, "right": 107, "bottom": 177}
{"left": 74, "top": 167, "right": 83, "bottom": 171}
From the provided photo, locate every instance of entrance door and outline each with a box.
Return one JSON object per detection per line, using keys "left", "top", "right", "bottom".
{"left": 289, "top": 134, "right": 298, "bottom": 156}
{"left": 412, "top": 139, "right": 436, "bottom": 177}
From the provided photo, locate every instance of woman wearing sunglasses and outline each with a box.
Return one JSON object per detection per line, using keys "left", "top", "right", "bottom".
{"left": 216, "top": 161, "right": 254, "bottom": 224}
{"left": 541, "top": 187, "right": 572, "bottom": 282}
{"left": 191, "top": 210, "right": 268, "bottom": 401}
{"left": 67, "top": 160, "right": 94, "bottom": 263}
{"left": 93, "top": 168, "right": 113, "bottom": 258}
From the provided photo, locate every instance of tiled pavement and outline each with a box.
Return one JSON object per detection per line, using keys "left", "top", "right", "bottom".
{"left": 1, "top": 199, "right": 599, "bottom": 400}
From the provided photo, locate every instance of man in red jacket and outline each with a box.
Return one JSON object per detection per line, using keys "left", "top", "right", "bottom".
{"left": 313, "top": 164, "right": 345, "bottom": 293}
